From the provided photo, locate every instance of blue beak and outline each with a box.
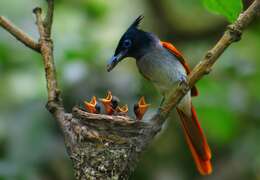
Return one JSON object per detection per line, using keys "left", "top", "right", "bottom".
{"left": 107, "top": 50, "right": 127, "bottom": 72}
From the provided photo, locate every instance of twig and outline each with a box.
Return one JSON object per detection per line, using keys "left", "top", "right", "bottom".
{"left": 33, "top": 8, "right": 45, "bottom": 40}
{"left": 0, "top": 16, "right": 40, "bottom": 52}
{"left": 33, "top": 6, "right": 59, "bottom": 103}
{"left": 44, "top": 0, "right": 54, "bottom": 36}
{"left": 32, "top": 5, "right": 68, "bottom": 132}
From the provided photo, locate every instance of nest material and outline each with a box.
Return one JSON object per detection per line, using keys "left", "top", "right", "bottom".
{"left": 68, "top": 107, "right": 156, "bottom": 180}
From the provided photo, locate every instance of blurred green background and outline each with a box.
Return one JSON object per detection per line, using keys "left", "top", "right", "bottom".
{"left": 0, "top": 0, "right": 260, "bottom": 179}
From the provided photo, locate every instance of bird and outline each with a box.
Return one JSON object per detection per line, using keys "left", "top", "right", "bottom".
{"left": 99, "top": 91, "right": 120, "bottom": 115}
{"left": 106, "top": 15, "right": 212, "bottom": 175}
{"left": 84, "top": 96, "right": 101, "bottom": 114}
{"left": 134, "top": 96, "right": 150, "bottom": 120}
{"left": 115, "top": 104, "right": 129, "bottom": 116}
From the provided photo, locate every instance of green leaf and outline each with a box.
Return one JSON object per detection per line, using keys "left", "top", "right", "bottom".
{"left": 203, "top": 0, "right": 243, "bottom": 22}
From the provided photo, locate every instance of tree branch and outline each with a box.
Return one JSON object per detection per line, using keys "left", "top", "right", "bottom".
{"left": 33, "top": 6, "right": 59, "bottom": 103}
{"left": 44, "top": 0, "right": 54, "bottom": 36}
{"left": 156, "top": 0, "right": 260, "bottom": 122}
{"left": 0, "top": 0, "right": 259, "bottom": 179}
{"left": 32, "top": 4, "right": 79, "bottom": 172}
{"left": 32, "top": 6, "right": 70, "bottom": 135}
{"left": 0, "top": 16, "right": 40, "bottom": 52}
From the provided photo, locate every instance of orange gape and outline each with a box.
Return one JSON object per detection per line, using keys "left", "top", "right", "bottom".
{"left": 99, "top": 91, "right": 114, "bottom": 115}
{"left": 134, "top": 96, "right": 150, "bottom": 120}
{"left": 84, "top": 96, "right": 99, "bottom": 114}
{"left": 162, "top": 41, "right": 212, "bottom": 175}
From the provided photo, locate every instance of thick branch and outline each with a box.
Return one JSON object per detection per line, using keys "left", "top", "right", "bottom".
{"left": 33, "top": 7, "right": 59, "bottom": 103}
{"left": 0, "top": 16, "right": 40, "bottom": 52}
{"left": 32, "top": 7, "right": 68, "bottom": 132}
{"left": 32, "top": 5, "right": 76, "bottom": 162}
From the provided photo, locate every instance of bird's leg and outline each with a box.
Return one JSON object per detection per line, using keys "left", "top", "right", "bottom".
{"left": 179, "top": 74, "right": 188, "bottom": 86}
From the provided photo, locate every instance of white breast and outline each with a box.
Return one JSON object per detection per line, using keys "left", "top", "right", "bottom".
{"left": 136, "top": 47, "right": 187, "bottom": 96}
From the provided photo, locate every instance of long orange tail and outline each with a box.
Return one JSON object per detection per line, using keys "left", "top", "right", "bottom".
{"left": 176, "top": 106, "right": 212, "bottom": 175}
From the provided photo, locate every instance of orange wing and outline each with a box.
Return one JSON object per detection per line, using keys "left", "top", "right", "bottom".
{"left": 160, "top": 41, "right": 199, "bottom": 97}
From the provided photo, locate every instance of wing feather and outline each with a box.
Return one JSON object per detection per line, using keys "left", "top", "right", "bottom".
{"left": 160, "top": 41, "right": 199, "bottom": 96}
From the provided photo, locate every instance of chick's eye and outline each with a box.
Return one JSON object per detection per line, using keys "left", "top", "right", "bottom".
{"left": 123, "top": 39, "right": 132, "bottom": 48}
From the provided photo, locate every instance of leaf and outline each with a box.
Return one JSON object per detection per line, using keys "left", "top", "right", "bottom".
{"left": 203, "top": 0, "right": 243, "bottom": 22}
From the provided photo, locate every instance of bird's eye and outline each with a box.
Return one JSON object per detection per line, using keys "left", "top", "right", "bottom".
{"left": 123, "top": 39, "right": 132, "bottom": 48}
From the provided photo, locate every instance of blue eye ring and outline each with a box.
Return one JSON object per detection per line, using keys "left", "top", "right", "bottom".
{"left": 123, "top": 39, "right": 132, "bottom": 48}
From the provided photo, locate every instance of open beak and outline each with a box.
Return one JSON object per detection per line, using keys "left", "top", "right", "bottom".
{"left": 116, "top": 104, "right": 128, "bottom": 115}
{"left": 107, "top": 50, "right": 127, "bottom": 72}
{"left": 99, "top": 91, "right": 114, "bottom": 115}
{"left": 84, "top": 96, "right": 100, "bottom": 114}
{"left": 134, "top": 96, "right": 150, "bottom": 120}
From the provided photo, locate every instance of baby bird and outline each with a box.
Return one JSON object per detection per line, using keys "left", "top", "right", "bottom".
{"left": 134, "top": 96, "right": 150, "bottom": 120}
{"left": 115, "top": 104, "right": 129, "bottom": 116}
{"left": 84, "top": 96, "right": 101, "bottom": 114}
{"left": 99, "top": 91, "right": 120, "bottom": 115}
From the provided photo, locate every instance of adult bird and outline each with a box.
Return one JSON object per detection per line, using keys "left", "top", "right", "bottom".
{"left": 107, "top": 15, "right": 212, "bottom": 175}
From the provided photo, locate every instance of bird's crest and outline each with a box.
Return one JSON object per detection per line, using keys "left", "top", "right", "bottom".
{"left": 129, "top": 15, "right": 144, "bottom": 29}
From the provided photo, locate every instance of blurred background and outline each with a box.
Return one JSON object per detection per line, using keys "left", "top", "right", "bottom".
{"left": 0, "top": 0, "right": 260, "bottom": 179}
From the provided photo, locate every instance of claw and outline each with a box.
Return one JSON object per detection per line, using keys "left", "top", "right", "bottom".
{"left": 84, "top": 96, "right": 101, "bottom": 114}
{"left": 99, "top": 91, "right": 119, "bottom": 115}
{"left": 115, "top": 104, "right": 128, "bottom": 116}
{"left": 134, "top": 96, "right": 150, "bottom": 120}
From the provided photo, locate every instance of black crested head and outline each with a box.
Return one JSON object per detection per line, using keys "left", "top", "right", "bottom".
{"left": 128, "top": 15, "right": 144, "bottom": 29}
{"left": 107, "top": 15, "right": 159, "bottom": 72}
{"left": 116, "top": 15, "right": 159, "bottom": 59}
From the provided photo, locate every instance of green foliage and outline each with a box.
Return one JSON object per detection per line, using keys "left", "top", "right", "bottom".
{"left": 202, "top": 0, "right": 243, "bottom": 22}
{"left": 83, "top": 0, "right": 108, "bottom": 19}
{"left": 65, "top": 44, "right": 100, "bottom": 63}
{"left": 197, "top": 106, "right": 239, "bottom": 144}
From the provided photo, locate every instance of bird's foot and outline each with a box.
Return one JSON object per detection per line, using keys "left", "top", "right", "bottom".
{"left": 179, "top": 74, "right": 188, "bottom": 85}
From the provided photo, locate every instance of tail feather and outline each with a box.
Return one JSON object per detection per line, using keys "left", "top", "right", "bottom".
{"left": 177, "top": 106, "right": 212, "bottom": 175}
